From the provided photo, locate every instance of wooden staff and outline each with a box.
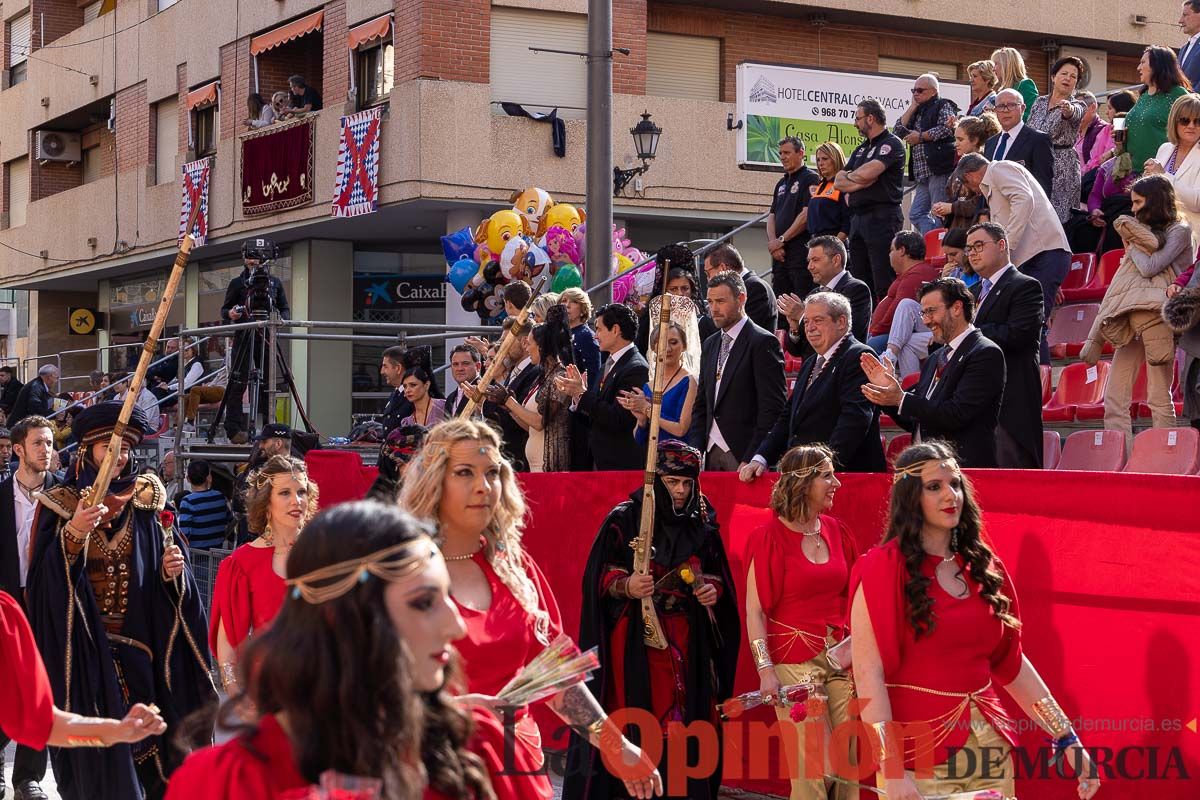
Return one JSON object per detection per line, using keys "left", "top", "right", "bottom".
{"left": 630, "top": 261, "right": 673, "bottom": 650}
{"left": 85, "top": 207, "right": 201, "bottom": 507}
{"left": 458, "top": 275, "right": 548, "bottom": 418}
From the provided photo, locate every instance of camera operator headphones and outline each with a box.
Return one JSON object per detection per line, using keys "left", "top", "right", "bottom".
{"left": 242, "top": 237, "right": 279, "bottom": 264}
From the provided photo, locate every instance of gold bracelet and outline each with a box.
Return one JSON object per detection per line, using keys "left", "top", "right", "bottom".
{"left": 64, "top": 735, "right": 105, "bottom": 748}
{"left": 586, "top": 718, "right": 607, "bottom": 739}
{"left": 1032, "top": 695, "right": 1073, "bottom": 738}
{"left": 219, "top": 662, "right": 238, "bottom": 691}
{"left": 751, "top": 638, "right": 773, "bottom": 671}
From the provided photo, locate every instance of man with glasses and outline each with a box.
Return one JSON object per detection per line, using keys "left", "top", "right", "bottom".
{"left": 966, "top": 222, "right": 1046, "bottom": 468}
{"left": 894, "top": 73, "right": 959, "bottom": 234}
{"left": 983, "top": 89, "right": 1054, "bottom": 196}
{"left": 836, "top": 99, "right": 906, "bottom": 301}
{"left": 766, "top": 136, "right": 823, "bottom": 309}
{"left": 860, "top": 277, "right": 1005, "bottom": 468}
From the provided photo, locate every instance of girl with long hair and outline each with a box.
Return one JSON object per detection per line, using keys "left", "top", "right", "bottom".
{"left": 398, "top": 419, "right": 664, "bottom": 799}
{"left": 935, "top": 114, "right": 1000, "bottom": 229}
{"left": 209, "top": 455, "right": 318, "bottom": 699}
{"left": 621, "top": 304, "right": 700, "bottom": 445}
{"left": 401, "top": 366, "right": 447, "bottom": 428}
{"left": 167, "top": 501, "right": 503, "bottom": 800}
{"left": 990, "top": 47, "right": 1038, "bottom": 119}
{"left": 1125, "top": 46, "right": 1192, "bottom": 174}
{"left": 850, "top": 442, "right": 1099, "bottom": 800}
{"left": 745, "top": 445, "right": 857, "bottom": 800}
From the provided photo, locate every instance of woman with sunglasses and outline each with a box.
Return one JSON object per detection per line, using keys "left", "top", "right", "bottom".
{"left": 1143, "top": 93, "right": 1200, "bottom": 249}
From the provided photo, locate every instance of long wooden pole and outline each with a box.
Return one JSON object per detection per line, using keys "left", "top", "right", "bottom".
{"left": 459, "top": 275, "right": 548, "bottom": 419}
{"left": 631, "top": 262, "right": 672, "bottom": 650}
{"left": 86, "top": 209, "right": 200, "bottom": 507}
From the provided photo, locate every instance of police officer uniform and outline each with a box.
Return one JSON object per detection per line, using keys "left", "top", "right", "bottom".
{"left": 845, "top": 129, "right": 906, "bottom": 300}
{"left": 769, "top": 163, "right": 822, "bottom": 307}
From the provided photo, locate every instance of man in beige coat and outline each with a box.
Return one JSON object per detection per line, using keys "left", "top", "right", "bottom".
{"left": 960, "top": 153, "right": 1071, "bottom": 364}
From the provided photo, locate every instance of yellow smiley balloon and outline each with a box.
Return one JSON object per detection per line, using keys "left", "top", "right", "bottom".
{"left": 541, "top": 203, "right": 585, "bottom": 234}
{"left": 475, "top": 209, "right": 529, "bottom": 260}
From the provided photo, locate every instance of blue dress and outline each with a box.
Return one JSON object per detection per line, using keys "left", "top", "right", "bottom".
{"left": 634, "top": 376, "right": 692, "bottom": 445}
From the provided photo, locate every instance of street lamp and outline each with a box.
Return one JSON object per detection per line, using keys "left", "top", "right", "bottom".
{"left": 613, "top": 111, "right": 662, "bottom": 196}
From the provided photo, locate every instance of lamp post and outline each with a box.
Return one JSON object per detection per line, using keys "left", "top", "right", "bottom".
{"left": 613, "top": 111, "right": 662, "bottom": 196}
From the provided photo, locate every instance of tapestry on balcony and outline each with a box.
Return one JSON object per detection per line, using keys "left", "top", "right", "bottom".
{"left": 178, "top": 157, "right": 212, "bottom": 246}
{"left": 241, "top": 116, "right": 315, "bottom": 215}
{"left": 331, "top": 105, "right": 383, "bottom": 218}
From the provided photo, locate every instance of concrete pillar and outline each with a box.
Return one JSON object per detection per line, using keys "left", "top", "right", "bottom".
{"left": 304, "top": 239, "right": 355, "bottom": 435}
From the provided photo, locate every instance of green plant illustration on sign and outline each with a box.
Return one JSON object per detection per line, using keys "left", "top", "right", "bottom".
{"left": 746, "top": 114, "right": 904, "bottom": 167}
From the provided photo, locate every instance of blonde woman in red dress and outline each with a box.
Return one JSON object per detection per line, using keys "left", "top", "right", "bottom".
{"left": 209, "top": 455, "right": 318, "bottom": 697}
{"left": 399, "top": 418, "right": 664, "bottom": 800}
{"left": 745, "top": 444, "right": 858, "bottom": 800}
{"left": 850, "top": 440, "right": 1100, "bottom": 800}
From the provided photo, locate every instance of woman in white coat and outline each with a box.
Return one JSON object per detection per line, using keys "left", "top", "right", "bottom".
{"left": 1144, "top": 93, "right": 1200, "bottom": 251}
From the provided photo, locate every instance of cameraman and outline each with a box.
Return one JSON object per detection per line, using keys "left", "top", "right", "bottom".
{"left": 220, "top": 238, "right": 291, "bottom": 443}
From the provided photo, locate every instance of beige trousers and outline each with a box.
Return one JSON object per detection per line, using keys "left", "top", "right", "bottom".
{"left": 1104, "top": 336, "right": 1176, "bottom": 450}
{"left": 772, "top": 652, "right": 856, "bottom": 800}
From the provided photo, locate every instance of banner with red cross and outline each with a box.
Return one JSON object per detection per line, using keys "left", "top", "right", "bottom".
{"left": 331, "top": 106, "right": 383, "bottom": 218}
{"left": 178, "top": 157, "right": 212, "bottom": 246}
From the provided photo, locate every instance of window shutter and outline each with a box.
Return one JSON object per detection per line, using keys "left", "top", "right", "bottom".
{"left": 646, "top": 32, "right": 720, "bottom": 101}
{"left": 83, "top": 2, "right": 102, "bottom": 24}
{"left": 877, "top": 56, "right": 958, "bottom": 81}
{"left": 9, "top": 13, "right": 31, "bottom": 67}
{"left": 490, "top": 8, "right": 587, "bottom": 119}
{"left": 156, "top": 98, "right": 177, "bottom": 184}
{"left": 7, "top": 159, "right": 29, "bottom": 228}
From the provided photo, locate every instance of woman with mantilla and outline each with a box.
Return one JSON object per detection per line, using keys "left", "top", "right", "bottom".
{"left": 25, "top": 401, "right": 216, "bottom": 800}
{"left": 399, "top": 418, "right": 664, "bottom": 800}
{"left": 564, "top": 440, "right": 740, "bottom": 800}
{"left": 850, "top": 441, "right": 1100, "bottom": 800}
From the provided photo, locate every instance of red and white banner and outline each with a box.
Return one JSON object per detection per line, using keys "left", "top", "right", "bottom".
{"left": 331, "top": 105, "right": 383, "bottom": 218}
{"left": 178, "top": 157, "right": 212, "bottom": 245}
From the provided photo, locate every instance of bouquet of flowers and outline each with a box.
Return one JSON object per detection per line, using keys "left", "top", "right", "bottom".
{"left": 717, "top": 681, "right": 827, "bottom": 721}
{"left": 495, "top": 634, "right": 600, "bottom": 707}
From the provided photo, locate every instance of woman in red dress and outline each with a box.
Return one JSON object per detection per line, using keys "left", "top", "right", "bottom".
{"left": 209, "top": 455, "right": 317, "bottom": 696}
{"left": 166, "top": 500, "right": 501, "bottom": 800}
{"left": 850, "top": 441, "right": 1100, "bottom": 800}
{"left": 745, "top": 444, "right": 857, "bottom": 800}
{"left": 0, "top": 589, "right": 165, "bottom": 751}
{"left": 399, "top": 418, "right": 664, "bottom": 800}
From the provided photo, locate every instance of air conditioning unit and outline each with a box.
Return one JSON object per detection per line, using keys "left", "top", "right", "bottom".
{"left": 1060, "top": 46, "right": 1108, "bottom": 93}
{"left": 35, "top": 130, "right": 82, "bottom": 163}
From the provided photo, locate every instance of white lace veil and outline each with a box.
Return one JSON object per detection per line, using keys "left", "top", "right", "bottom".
{"left": 647, "top": 294, "right": 701, "bottom": 384}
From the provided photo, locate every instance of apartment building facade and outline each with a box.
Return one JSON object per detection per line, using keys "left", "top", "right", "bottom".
{"left": 0, "top": 0, "right": 1177, "bottom": 433}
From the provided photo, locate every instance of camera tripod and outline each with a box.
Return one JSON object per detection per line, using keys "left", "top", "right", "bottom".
{"left": 206, "top": 311, "right": 315, "bottom": 444}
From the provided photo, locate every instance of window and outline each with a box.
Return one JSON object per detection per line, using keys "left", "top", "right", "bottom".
{"left": 155, "top": 98, "right": 177, "bottom": 184}
{"left": 193, "top": 106, "right": 216, "bottom": 157}
{"left": 877, "top": 57, "right": 959, "bottom": 81}
{"left": 6, "top": 158, "right": 29, "bottom": 228}
{"left": 7, "top": 12, "right": 31, "bottom": 88}
{"left": 356, "top": 43, "right": 394, "bottom": 108}
{"left": 490, "top": 8, "right": 587, "bottom": 119}
{"left": 83, "top": 2, "right": 102, "bottom": 24}
{"left": 82, "top": 144, "right": 102, "bottom": 183}
{"left": 646, "top": 32, "right": 720, "bottom": 101}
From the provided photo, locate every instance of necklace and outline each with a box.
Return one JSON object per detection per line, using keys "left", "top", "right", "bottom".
{"left": 443, "top": 535, "right": 486, "bottom": 562}
{"left": 14, "top": 474, "right": 43, "bottom": 500}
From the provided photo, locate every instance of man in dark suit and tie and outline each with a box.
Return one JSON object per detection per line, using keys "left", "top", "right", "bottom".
{"left": 703, "top": 243, "right": 778, "bottom": 332}
{"left": 740, "top": 291, "right": 885, "bottom": 478}
{"left": 443, "top": 344, "right": 483, "bottom": 418}
{"left": 966, "top": 222, "right": 1046, "bottom": 468}
{"left": 557, "top": 303, "right": 649, "bottom": 471}
{"left": 984, "top": 88, "right": 1054, "bottom": 197}
{"left": 0, "top": 416, "right": 56, "bottom": 800}
{"left": 687, "top": 271, "right": 787, "bottom": 470}
{"left": 861, "top": 277, "right": 1006, "bottom": 468}
{"left": 778, "top": 235, "right": 873, "bottom": 360}
{"left": 1181, "top": 1, "right": 1200, "bottom": 92}
{"left": 483, "top": 324, "right": 542, "bottom": 471}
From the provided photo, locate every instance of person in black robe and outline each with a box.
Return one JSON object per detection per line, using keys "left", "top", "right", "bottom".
{"left": 564, "top": 440, "right": 740, "bottom": 800}
{"left": 24, "top": 402, "right": 216, "bottom": 800}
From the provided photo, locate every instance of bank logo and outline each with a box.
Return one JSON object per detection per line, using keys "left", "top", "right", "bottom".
{"left": 750, "top": 76, "right": 777, "bottom": 104}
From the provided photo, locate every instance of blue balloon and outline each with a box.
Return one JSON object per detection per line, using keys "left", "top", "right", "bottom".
{"left": 447, "top": 256, "right": 479, "bottom": 294}
{"left": 441, "top": 227, "right": 476, "bottom": 267}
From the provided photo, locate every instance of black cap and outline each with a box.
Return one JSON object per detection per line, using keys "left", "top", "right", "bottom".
{"left": 255, "top": 423, "right": 292, "bottom": 442}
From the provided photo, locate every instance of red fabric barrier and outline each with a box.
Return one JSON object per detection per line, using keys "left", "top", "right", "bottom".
{"left": 309, "top": 457, "right": 1199, "bottom": 799}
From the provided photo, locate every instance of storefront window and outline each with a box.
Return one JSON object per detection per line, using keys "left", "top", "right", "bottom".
{"left": 107, "top": 272, "right": 185, "bottom": 373}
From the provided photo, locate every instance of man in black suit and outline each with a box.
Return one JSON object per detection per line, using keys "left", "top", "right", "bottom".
{"left": 484, "top": 326, "right": 542, "bottom": 472}
{"left": 966, "top": 222, "right": 1045, "bottom": 468}
{"left": 1180, "top": 1, "right": 1200, "bottom": 92}
{"left": 377, "top": 345, "right": 413, "bottom": 436}
{"left": 444, "top": 344, "right": 483, "bottom": 418}
{"left": 703, "top": 243, "right": 778, "bottom": 332}
{"left": 983, "top": 88, "right": 1054, "bottom": 197}
{"left": 741, "top": 291, "right": 885, "bottom": 477}
{"left": 8, "top": 365, "right": 58, "bottom": 427}
{"left": 0, "top": 416, "right": 56, "bottom": 800}
{"left": 778, "top": 235, "right": 872, "bottom": 359}
{"left": 861, "top": 278, "right": 1006, "bottom": 468}
{"left": 687, "top": 271, "right": 787, "bottom": 470}
{"left": 557, "top": 303, "right": 649, "bottom": 471}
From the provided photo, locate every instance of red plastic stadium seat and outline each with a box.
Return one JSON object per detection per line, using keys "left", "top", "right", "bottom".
{"left": 886, "top": 433, "right": 911, "bottom": 470}
{"left": 928, "top": 255, "right": 948, "bottom": 271}
{"left": 901, "top": 372, "right": 921, "bottom": 390}
{"left": 1124, "top": 427, "right": 1200, "bottom": 475}
{"left": 1043, "top": 361, "right": 1110, "bottom": 422}
{"left": 775, "top": 330, "right": 804, "bottom": 375}
{"left": 1059, "top": 253, "right": 1096, "bottom": 302}
{"left": 1042, "top": 430, "right": 1062, "bottom": 469}
{"left": 1048, "top": 304, "right": 1101, "bottom": 359}
{"left": 786, "top": 377, "right": 796, "bottom": 398}
{"left": 924, "top": 228, "right": 947, "bottom": 259}
{"left": 1056, "top": 429, "right": 1127, "bottom": 471}
{"left": 1040, "top": 365, "right": 1052, "bottom": 406}
{"left": 1069, "top": 248, "right": 1123, "bottom": 302}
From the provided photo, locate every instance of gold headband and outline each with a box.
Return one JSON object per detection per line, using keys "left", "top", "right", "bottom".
{"left": 286, "top": 536, "right": 437, "bottom": 604}
{"left": 250, "top": 466, "right": 308, "bottom": 490}
{"left": 781, "top": 463, "right": 823, "bottom": 481}
{"left": 893, "top": 458, "right": 958, "bottom": 483}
